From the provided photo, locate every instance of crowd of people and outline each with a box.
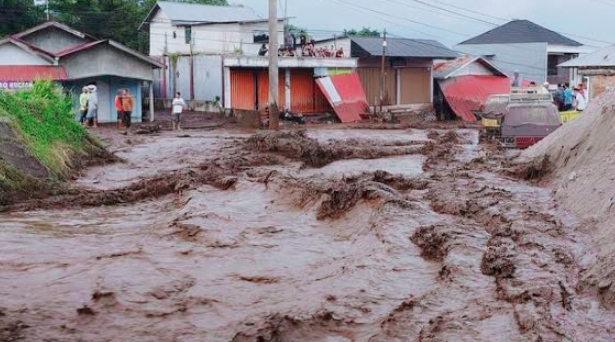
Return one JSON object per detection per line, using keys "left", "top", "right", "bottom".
{"left": 511, "top": 71, "right": 589, "bottom": 112}
{"left": 552, "top": 82, "right": 588, "bottom": 112}
{"left": 258, "top": 32, "right": 346, "bottom": 58}
{"left": 78, "top": 85, "right": 134, "bottom": 129}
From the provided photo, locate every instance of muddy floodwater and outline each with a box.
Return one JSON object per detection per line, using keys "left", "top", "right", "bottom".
{"left": 1, "top": 128, "right": 614, "bottom": 341}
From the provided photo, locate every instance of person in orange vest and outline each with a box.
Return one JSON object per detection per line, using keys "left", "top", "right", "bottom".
{"left": 114, "top": 89, "right": 124, "bottom": 129}
{"left": 121, "top": 88, "right": 134, "bottom": 130}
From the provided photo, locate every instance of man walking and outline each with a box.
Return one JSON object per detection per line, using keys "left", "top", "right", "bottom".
{"left": 172, "top": 92, "right": 186, "bottom": 131}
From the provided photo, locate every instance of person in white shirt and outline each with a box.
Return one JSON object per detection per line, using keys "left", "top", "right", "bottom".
{"left": 172, "top": 92, "right": 186, "bottom": 130}
{"left": 86, "top": 85, "right": 99, "bottom": 127}
{"left": 574, "top": 87, "right": 588, "bottom": 112}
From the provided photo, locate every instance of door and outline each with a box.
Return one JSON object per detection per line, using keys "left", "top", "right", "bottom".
{"left": 230, "top": 69, "right": 256, "bottom": 111}
{"left": 399, "top": 67, "right": 431, "bottom": 104}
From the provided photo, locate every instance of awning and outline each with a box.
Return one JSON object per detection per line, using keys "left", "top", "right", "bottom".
{"left": 316, "top": 73, "right": 367, "bottom": 123}
{"left": 0, "top": 66, "right": 67, "bottom": 82}
{"left": 438, "top": 75, "right": 511, "bottom": 122}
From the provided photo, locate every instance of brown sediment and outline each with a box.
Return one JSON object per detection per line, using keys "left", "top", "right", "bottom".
{"left": 3, "top": 153, "right": 285, "bottom": 212}
{"left": 509, "top": 155, "right": 552, "bottom": 181}
{"left": 277, "top": 170, "right": 428, "bottom": 220}
{"left": 245, "top": 130, "right": 424, "bottom": 168}
{"left": 410, "top": 225, "right": 451, "bottom": 262}
{"left": 2, "top": 127, "right": 615, "bottom": 342}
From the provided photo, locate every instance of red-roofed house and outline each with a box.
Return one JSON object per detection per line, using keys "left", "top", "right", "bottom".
{"left": 0, "top": 21, "right": 164, "bottom": 123}
{"left": 433, "top": 55, "right": 509, "bottom": 121}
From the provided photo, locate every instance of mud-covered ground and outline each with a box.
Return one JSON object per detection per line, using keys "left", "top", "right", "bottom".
{"left": 1, "top": 127, "right": 614, "bottom": 341}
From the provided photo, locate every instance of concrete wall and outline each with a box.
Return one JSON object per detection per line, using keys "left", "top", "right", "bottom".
{"left": 455, "top": 42, "right": 547, "bottom": 83}
{"left": 158, "top": 54, "right": 223, "bottom": 101}
{"left": 60, "top": 44, "right": 154, "bottom": 81}
{"left": 149, "top": 10, "right": 284, "bottom": 56}
{"left": 0, "top": 44, "right": 49, "bottom": 65}
{"left": 22, "top": 27, "right": 87, "bottom": 54}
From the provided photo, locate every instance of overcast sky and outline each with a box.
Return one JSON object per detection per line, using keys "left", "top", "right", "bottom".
{"left": 229, "top": 0, "right": 614, "bottom": 50}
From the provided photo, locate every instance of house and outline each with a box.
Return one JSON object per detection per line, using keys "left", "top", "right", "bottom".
{"left": 559, "top": 44, "right": 615, "bottom": 99}
{"left": 314, "top": 36, "right": 458, "bottom": 110}
{"left": 223, "top": 56, "right": 359, "bottom": 120}
{"left": 433, "top": 55, "right": 510, "bottom": 121}
{"left": 140, "top": 1, "right": 287, "bottom": 101}
{"left": 0, "top": 21, "right": 163, "bottom": 123}
{"left": 456, "top": 20, "right": 592, "bottom": 85}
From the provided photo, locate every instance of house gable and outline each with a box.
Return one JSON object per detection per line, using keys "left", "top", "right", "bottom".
{"left": 20, "top": 27, "right": 92, "bottom": 54}
{"left": 0, "top": 41, "right": 52, "bottom": 66}
{"left": 59, "top": 42, "right": 161, "bottom": 81}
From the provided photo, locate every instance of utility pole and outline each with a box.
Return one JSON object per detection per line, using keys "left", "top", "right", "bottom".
{"left": 268, "top": 0, "right": 280, "bottom": 130}
{"left": 379, "top": 29, "right": 387, "bottom": 111}
{"left": 46, "top": 0, "right": 49, "bottom": 20}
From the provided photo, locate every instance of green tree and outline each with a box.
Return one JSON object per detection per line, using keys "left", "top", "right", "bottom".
{"left": 344, "top": 27, "right": 380, "bottom": 37}
{"left": 0, "top": 0, "right": 44, "bottom": 38}
{"left": 285, "top": 24, "right": 307, "bottom": 35}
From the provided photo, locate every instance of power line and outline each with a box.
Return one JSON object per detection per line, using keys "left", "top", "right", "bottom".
{"left": 405, "top": 0, "right": 611, "bottom": 46}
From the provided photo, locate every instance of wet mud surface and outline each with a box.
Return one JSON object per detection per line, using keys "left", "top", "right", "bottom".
{"left": 1, "top": 128, "right": 614, "bottom": 341}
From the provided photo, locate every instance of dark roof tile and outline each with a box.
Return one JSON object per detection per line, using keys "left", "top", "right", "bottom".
{"left": 350, "top": 36, "right": 457, "bottom": 59}
{"left": 459, "top": 20, "right": 581, "bottom": 46}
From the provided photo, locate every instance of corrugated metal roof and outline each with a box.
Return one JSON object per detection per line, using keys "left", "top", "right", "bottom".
{"left": 350, "top": 37, "right": 458, "bottom": 59}
{"left": 155, "top": 1, "right": 261, "bottom": 24}
{"left": 459, "top": 20, "right": 581, "bottom": 46}
{"left": 316, "top": 73, "right": 367, "bottom": 123}
{"left": 0, "top": 66, "right": 67, "bottom": 81}
{"left": 438, "top": 75, "right": 511, "bottom": 122}
{"left": 433, "top": 55, "right": 508, "bottom": 79}
{"left": 559, "top": 44, "right": 615, "bottom": 68}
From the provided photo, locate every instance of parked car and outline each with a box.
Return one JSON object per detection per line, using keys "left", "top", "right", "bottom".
{"left": 477, "top": 91, "right": 560, "bottom": 148}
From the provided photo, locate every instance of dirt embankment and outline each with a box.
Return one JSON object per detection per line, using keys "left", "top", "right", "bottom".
{"left": 519, "top": 89, "right": 615, "bottom": 307}
{"left": 0, "top": 83, "right": 117, "bottom": 207}
{"left": 0, "top": 120, "right": 116, "bottom": 207}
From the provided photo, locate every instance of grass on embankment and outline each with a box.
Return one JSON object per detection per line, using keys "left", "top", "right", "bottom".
{"left": 0, "top": 81, "right": 113, "bottom": 200}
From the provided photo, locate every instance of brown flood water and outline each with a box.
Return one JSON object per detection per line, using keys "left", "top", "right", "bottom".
{"left": 1, "top": 128, "right": 614, "bottom": 341}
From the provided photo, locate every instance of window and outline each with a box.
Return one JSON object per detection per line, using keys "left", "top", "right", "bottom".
{"left": 547, "top": 55, "right": 560, "bottom": 76}
{"left": 185, "top": 26, "right": 192, "bottom": 44}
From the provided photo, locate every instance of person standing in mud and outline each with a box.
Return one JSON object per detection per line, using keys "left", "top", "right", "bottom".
{"left": 86, "top": 85, "right": 99, "bottom": 128}
{"left": 78, "top": 86, "right": 89, "bottom": 126}
{"left": 114, "top": 89, "right": 124, "bottom": 129}
{"left": 172, "top": 92, "right": 186, "bottom": 131}
{"left": 121, "top": 88, "right": 134, "bottom": 130}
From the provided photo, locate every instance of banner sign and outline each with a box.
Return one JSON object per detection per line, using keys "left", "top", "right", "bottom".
{"left": 0, "top": 81, "right": 34, "bottom": 90}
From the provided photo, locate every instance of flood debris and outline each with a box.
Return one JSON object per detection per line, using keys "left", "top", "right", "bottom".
{"left": 411, "top": 225, "right": 451, "bottom": 262}
{"left": 279, "top": 170, "right": 428, "bottom": 220}
{"left": 246, "top": 130, "right": 424, "bottom": 168}
{"left": 3, "top": 153, "right": 286, "bottom": 212}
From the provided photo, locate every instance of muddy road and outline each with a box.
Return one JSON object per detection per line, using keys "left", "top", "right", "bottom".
{"left": 1, "top": 127, "right": 614, "bottom": 341}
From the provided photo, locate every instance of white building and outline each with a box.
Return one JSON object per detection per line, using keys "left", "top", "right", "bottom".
{"left": 140, "top": 1, "right": 286, "bottom": 57}
{"left": 139, "top": 1, "right": 288, "bottom": 100}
